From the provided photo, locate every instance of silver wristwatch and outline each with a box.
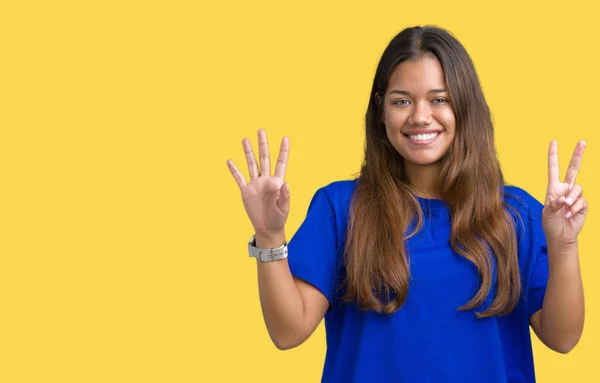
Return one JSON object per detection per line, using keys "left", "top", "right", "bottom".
{"left": 248, "top": 235, "right": 288, "bottom": 262}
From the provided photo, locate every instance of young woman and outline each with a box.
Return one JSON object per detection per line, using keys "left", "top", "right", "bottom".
{"left": 226, "top": 25, "right": 587, "bottom": 382}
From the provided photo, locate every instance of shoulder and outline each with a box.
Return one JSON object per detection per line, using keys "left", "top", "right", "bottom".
{"left": 314, "top": 179, "right": 359, "bottom": 206}
{"left": 320, "top": 178, "right": 359, "bottom": 196}
{"left": 302, "top": 179, "right": 358, "bottom": 224}
{"left": 502, "top": 185, "right": 545, "bottom": 234}
{"left": 503, "top": 185, "right": 544, "bottom": 215}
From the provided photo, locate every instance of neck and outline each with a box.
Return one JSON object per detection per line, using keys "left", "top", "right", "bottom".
{"left": 403, "top": 161, "right": 442, "bottom": 199}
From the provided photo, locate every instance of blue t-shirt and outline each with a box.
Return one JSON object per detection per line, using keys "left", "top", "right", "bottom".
{"left": 287, "top": 179, "right": 549, "bottom": 383}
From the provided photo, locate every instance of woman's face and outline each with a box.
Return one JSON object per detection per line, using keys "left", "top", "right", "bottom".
{"left": 382, "top": 55, "right": 456, "bottom": 170}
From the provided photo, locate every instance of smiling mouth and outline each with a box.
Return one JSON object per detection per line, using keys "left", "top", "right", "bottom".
{"left": 403, "top": 132, "right": 440, "bottom": 143}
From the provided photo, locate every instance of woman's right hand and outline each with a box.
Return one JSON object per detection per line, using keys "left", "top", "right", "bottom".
{"left": 226, "top": 129, "right": 291, "bottom": 238}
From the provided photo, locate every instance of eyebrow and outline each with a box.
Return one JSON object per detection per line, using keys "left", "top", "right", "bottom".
{"left": 388, "top": 88, "right": 447, "bottom": 95}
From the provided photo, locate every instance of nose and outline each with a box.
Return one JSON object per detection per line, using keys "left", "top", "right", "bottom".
{"left": 408, "top": 101, "right": 433, "bottom": 126}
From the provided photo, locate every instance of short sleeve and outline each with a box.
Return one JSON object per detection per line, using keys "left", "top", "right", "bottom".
{"left": 287, "top": 188, "right": 339, "bottom": 306}
{"left": 519, "top": 194, "right": 549, "bottom": 319}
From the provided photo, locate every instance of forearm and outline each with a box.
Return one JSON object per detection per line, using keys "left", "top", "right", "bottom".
{"left": 539, "top": 241, "right": 585, "bottom": 352}
{"left": 255, "top": 232, "right": 307, "bottom": 349}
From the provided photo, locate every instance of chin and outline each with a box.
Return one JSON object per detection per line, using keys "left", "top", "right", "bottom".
{"left": 404, "top": 154, "right": 444, "bottom": 167}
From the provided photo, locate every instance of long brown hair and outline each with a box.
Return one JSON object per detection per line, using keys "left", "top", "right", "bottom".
{"left": 343, "top": 26, "right": 520, "bottom": 318}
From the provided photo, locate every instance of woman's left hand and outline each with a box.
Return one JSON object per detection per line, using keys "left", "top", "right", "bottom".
{"left": 542, "top": 140, "right": 588, "bottom": 247}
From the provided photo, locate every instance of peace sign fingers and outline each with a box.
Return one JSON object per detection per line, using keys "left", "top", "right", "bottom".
{"left": 547, "top": 140, "right": 560, "bottom": 184}
{"left": 542, "top": 139, "right": 589, "bottom": 244}
{"left": 564, "top": 140, "right": 586, "bottom": 185}
{"left": 547, "top": 140, "right": 586, "bottom": 185}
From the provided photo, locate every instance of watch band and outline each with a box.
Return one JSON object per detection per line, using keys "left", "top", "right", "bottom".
{"left": 248, "top": 235, "right": 288, "bottom": 262}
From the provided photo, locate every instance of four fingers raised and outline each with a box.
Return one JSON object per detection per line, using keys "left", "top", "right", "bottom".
{"left": 258, "top": 129, "right": 271, "bottom": 177}
{"left": 227, "top": 130, "right": 290, "bottom": 189}
{"left": 243, "top": 137, "right": 260, "bottom": 180}
{"left": 274, "top": 136, "right": 290, "bottom": 179}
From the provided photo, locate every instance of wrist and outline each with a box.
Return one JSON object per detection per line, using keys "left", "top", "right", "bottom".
{"left": 255, "top": 230, "right": 286, "bottom": 248}
{"left": 547, "top": 239, "right": 578, "bottom": 254}
{"left": 547, "top": 240, "right": 579, "bottom": 264}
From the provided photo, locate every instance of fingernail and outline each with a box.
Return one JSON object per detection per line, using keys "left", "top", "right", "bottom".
{"left": 286, "top": 183, "right": 290, "bottom": 191}
{"left": 565, "top": 211, "right": 572, "bottom": 218}
{"left": 566, "top": 197, "right": 573, "bottom": 205}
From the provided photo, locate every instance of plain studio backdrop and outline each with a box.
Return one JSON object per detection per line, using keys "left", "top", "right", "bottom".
{"left": 0, "top": 0, "right": 598, "bottom": 382}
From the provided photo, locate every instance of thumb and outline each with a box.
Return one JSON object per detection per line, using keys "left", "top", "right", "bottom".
{"left": 277, "top": 183, "right": 291, "bottom": 214}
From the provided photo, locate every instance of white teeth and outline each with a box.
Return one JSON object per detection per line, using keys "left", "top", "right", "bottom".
{"left": 408, "top": 132, "right": 438, "bottom": 141}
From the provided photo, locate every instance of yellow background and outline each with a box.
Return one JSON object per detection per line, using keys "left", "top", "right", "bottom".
{"left": 1, "top": 0, "right": 598, "bottom": 382}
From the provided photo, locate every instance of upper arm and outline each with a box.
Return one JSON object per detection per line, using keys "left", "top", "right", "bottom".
{"left": 294, "top": 276, "right": 330, "bottom": 337}
{"left": 529, "top": 309, "right": 555, "bottom": 350}
{"left": 286, "top": 187, "right": 341, "bottom": 338}
{"left": 511, "top": 191, "right": 549, "bottom": 334}
{"left": 529, "top": 308, "right": 543, "bottom": 340}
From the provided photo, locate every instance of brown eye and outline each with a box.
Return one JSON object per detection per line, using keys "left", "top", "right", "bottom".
{"left": 393, "top": 99, "right": 410, "bottom": 106}
{"left": 432, "top": 98, "right": 448, "bottom": 104}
